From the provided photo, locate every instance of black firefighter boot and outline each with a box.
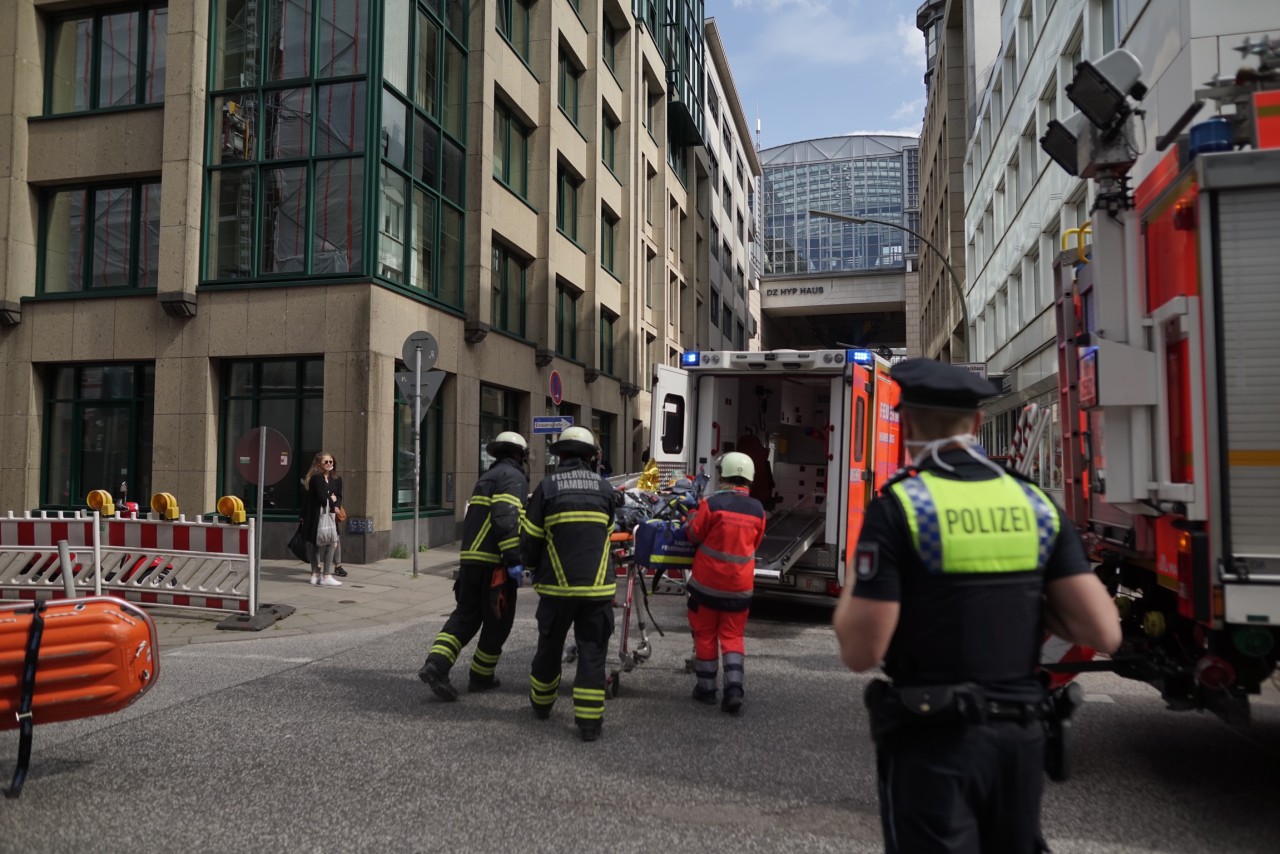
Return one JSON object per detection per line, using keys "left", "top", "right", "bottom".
{"left": 417, "top": 658, "right": 459, "bottom": 701}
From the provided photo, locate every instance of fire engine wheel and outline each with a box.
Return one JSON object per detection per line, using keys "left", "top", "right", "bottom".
{"left": 610, "top": 670, "right": 621, "bottom": 697}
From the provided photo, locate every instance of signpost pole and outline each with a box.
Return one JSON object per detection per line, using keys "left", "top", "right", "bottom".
{"left": 413, "top": 345, "right": 422, "bottom": 579}
{"left": 256, "top": 425, "right": 267, "bottom": 597}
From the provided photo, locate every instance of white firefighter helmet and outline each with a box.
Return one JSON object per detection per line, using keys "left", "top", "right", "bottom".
{"left": 486, "top": 431, "right": 528, "bottom": 458}
{"left": 718, "top": 451, "right": 755, "bottom": 483}
{"left": 550, "top": 426, "right": 598, "bottom": 458}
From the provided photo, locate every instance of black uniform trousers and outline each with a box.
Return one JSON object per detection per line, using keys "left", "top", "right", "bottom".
{"left": 529, "top": 597, "right": 614, "bottom": 728}
{"left": 425, "top": 563, "right": 517, "bottom": 685}
{"left": 877, "top": 719, "right": 1048, "bottom": 854}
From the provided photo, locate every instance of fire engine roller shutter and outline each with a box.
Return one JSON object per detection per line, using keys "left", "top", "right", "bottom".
{"left": 1215, "top": 185, "right": 1280, "bottom": 559}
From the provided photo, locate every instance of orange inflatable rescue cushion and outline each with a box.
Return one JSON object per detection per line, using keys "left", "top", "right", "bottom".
{"left": 0, "top": 596, "right": 160, "bottom": 728}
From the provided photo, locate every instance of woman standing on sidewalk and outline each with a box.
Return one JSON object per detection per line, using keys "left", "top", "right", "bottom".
{"left": 301, "top": 452, "right": 343, "bottom": 587}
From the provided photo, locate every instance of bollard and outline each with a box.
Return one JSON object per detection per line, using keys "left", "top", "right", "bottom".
{"left": 57, "top": 540, "right": 76, "bottom": 598}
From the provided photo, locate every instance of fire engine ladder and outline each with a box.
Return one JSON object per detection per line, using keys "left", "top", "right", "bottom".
{"left": 1053, "top": 231, "right": 1090, "bottom": 527}
{"left": 754, "top": 501, "right": 826, "bottom": 581}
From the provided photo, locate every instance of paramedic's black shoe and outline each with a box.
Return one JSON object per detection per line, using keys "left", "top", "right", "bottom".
{"left": 692, "top": 686, "right": 717, "bottom": 705}
{"left": 721, "top": 688, "right": 744, "bottom": 715}
{"left": 532, "top": 703, "right": 552, "bottom": 720}
{"left": 578, "top": 723, "right": 602, "bottom": 742}
{"left": 468, "top": 676, "right": 500, "bottom": 693}
{"left": 417, "top": 660, "right": 458, "bottom": 701}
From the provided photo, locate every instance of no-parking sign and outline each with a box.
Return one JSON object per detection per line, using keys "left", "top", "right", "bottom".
{"left": 549, "top": 370, "right": 563, "bottom": 406}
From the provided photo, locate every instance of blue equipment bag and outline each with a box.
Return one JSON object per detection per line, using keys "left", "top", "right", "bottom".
{"left": 634, "top": 520, "right": 696, "bottom": 569}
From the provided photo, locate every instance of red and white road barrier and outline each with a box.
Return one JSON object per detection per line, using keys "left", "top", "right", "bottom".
{"left": 0, "top": 511, "right": 256, "bottom": 616}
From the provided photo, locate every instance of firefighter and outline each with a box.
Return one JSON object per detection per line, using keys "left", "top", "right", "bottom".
{"left": 685, "top": 451, "right": 767, "bottom": 713}
{"left": 523, "top": 426, "right": 618, "bottom": 742}
{"left": 832, "top": 358, "right": 1121, "bottom": 854}
{"left": 418, "top": 431, "right": 529, "bottom": 701}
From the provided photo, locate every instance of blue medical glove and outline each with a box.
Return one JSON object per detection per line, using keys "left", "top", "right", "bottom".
{"left": 508, "top": 564, "right": 524, "bottom": 587}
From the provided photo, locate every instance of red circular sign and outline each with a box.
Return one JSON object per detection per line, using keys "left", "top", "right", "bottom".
{"left": 549, "top": 370, "right": 563, "bottom": 406}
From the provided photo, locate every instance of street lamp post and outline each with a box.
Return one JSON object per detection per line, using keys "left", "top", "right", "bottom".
{"left": 808, "top": 209, "right": 973, "bottom": 363}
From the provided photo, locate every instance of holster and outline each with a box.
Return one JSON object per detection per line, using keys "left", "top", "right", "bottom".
{"left": 864, "top": 680, "right": 996, "bottom": 745}
{"left": 1044, "top": 681, "right": 1084, "bottom": 783}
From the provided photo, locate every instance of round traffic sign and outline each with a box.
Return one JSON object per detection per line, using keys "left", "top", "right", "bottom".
{"left": 234, "top": 427, "right": 293, "bottom": 486}
{"left": 549, "top": 370, "right": 563, "bottom": 406}
{"left": 402, "top": 331, "right": 439, "bottom": 371}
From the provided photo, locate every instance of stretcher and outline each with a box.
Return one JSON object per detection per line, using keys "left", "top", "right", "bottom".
{"left": 565, "top": 531, "right": 680, "bottom": 697}
{"left": 0, "top": 596, "right": 160, "bottom": 797}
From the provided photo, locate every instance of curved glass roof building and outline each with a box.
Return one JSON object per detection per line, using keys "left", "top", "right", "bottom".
{"left": 760, "top": 135, "right": 919, "bottom": 275}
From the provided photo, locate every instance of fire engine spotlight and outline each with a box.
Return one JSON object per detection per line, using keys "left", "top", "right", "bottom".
{"left": 1040, "top": 112, "right": 1089, "bottom": 177}
{"left": 1067, "top": 48, "right": 1147, "bottom": 131}
{"left": 86, "top": 489, "right": 116, "bottom": 517}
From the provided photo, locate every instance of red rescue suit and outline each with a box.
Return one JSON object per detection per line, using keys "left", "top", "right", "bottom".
{"left": 684, "top": 485, "right": 766, "bottom": 660}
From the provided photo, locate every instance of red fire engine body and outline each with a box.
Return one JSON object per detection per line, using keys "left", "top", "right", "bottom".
{"left": 1050, "top": 47, "right": 1280, "bottom": 721}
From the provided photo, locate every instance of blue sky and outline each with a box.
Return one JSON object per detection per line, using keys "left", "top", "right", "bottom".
{"left": 708, "top": 0, "right": 927, "bottom": 149}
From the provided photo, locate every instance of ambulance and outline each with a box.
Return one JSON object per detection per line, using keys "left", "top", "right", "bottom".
{"left": 649, "top": 348, "right": 902, "bottom": 604}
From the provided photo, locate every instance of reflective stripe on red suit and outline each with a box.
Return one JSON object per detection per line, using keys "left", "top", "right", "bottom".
{"left": 685, "top": 485, "right": 766, "bottom": 608}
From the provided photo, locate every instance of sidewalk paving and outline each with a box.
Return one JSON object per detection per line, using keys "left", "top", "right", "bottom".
{"left": 149, "top": 542, "right": 464, "bottom": 647}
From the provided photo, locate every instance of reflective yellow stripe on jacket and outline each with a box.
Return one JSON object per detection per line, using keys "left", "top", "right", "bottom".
{"left": 888, "top": 472, "right": 1059, "bottom": 574}
{"left": 531, "top": 509, "right": 615, "bottom": 598}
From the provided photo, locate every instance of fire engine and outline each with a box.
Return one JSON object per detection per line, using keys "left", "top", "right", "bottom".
{"left": 1043, "top": 37, "right": 1280, "bottom": 721}
{"left": 650, "top": 348, "right": 902, "bottom": 604}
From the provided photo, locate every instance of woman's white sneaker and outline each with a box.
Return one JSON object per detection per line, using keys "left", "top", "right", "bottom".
{"left": 310, "top": 574, "right": 321, "bottom": 586}
{"left": 321, "top": 575, "right": 343, "bottom": 587}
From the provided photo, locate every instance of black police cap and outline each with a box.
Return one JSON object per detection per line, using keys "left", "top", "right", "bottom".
{"left": 889, "top": 358, "right": 1002, "bottom": 411}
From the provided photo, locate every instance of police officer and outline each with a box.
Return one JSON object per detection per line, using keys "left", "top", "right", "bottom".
{"left": 418, "top": 431, "right": 529, "bottom": 700}
{"left": 685, "top": 451, "right": 766, "bottom": 713}
{"left": 832, "top": 358, "right": 1121, "bottom": 854}
{"left": 523, "top": 426, "right": 617, "bottom": 742}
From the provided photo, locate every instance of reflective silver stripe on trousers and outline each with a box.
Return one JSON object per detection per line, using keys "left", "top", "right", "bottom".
{"left": 722, "top": 651, "right": 744, "bottom": 689}
{"left": 695, "top": 658, "right": 717, "bottom": 692}
{"left": 687, "top": 579, "right": 753, "bottom": 599}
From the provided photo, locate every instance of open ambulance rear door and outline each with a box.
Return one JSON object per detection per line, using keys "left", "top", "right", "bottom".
{"left": 651, "top": 363, "right": 696, "bottom": 479}
{"left": 836, "top": 359, "right": 874, "bottom": 587}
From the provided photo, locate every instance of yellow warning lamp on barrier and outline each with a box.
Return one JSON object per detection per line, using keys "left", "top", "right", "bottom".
{"left": 86, "top": 490, "right": 116, "bottom": 517}
{"left": 217, "top": 495, "right": 247, "bottom": 524}
{"left": 150, "top": 492, "right": 180, "bottom": 520}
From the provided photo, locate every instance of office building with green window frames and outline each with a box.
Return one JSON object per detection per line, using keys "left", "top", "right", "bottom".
{"left": 0, "top": 0, "right": 761, "bottom": 560}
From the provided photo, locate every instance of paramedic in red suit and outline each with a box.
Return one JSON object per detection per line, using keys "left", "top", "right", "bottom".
{"left": 684, "top": 451, "right": 767, "bottom": 713}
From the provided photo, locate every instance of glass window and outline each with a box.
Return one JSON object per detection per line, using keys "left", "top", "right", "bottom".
{"left": 47, "top": 5, "right": 166, "bottom": 114}
{"left": 393, "top": 377, "right": 444, "bottom": 511}
{"left": 382, "top": 89, "right": 409, "bottom": 168}
{"left": 43, "top": 364, "right": 154, "bottom": 510}
{"left": 602, "top": 18, "right": 618, "bottom": 72}
{"left": 440, "top": 204, "right": 464, "bottom": 305}
{"left": 491, "top": 241, "right": 527, "bottom": 337}
{"left": 41, "top": 181, "right": 161, "bottom": 293}
{"left": 219, "top": 358, "right": 323, "bottom": 515}
{"left": 261, "top": 165, "right": 307, "bottom": 273}
{"left": 559, "top": 54, "right": 581, "bottom": 125}
{"left": 602, "top": 110, "right": 618, "bottom": 172}
{"left": 601, "top": 208, "right": 618, "bottom": 274}
{"left": 599, "top": 310, "right": 616, "bottom": 376}
{"left": 493, "top": 103, "right": 530, "bottom": 197}
{"left": 378, "top": 167, "right": 408, "bottom": 282}
{"left": 384, "top": 0, "right": 410, "bottom": 93}
{"left": 479, "top": 384, "right": 521, "bottom": 471}
{"left": 412, "top": 187, "right": 436, "bottom": 292}
{"left": 556, "top": 283, "right": 578, "bottom": 359}
{"left": 417, "top": 12, "right": 440, "bottom": 116}
{"left": 269, "top": 0, "right": 310, "bottom": 81}
{"left": 557, "top": 167, "right": 580, "bottom": 241}
{"left": 497, "top": 0, "right": 532, "bottom": 62}
{"left": 592, "top": 411, "right": 615, "bottom": 469}
{"left": 312, "top": 158, "right": 363, "bottom": 273}
{"left": 443, "top": 40, "right": 466, "bottom": 139}
{"left": 317, "top": 0, "right": 367, "bottom": 77}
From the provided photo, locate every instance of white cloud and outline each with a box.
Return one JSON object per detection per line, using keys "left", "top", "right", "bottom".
{"left": 891, "top": 97, "right": 926, "bottom": 122}
{"left": 845, "top": 127, "right": 922, "bottom": 137}
{"left": 897, "top": 14, "right": 926, "bottom": 72}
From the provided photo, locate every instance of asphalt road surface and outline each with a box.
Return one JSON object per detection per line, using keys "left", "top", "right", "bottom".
{"left": 2, "top": 593, "right": 1278, "bottom": 853}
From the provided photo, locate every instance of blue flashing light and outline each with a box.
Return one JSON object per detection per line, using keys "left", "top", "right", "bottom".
{"left": 849, "top": 349, "right": 872, "bottom": 365}
{"left": 681, "top": 351, "right": 701, "bottom": 367}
